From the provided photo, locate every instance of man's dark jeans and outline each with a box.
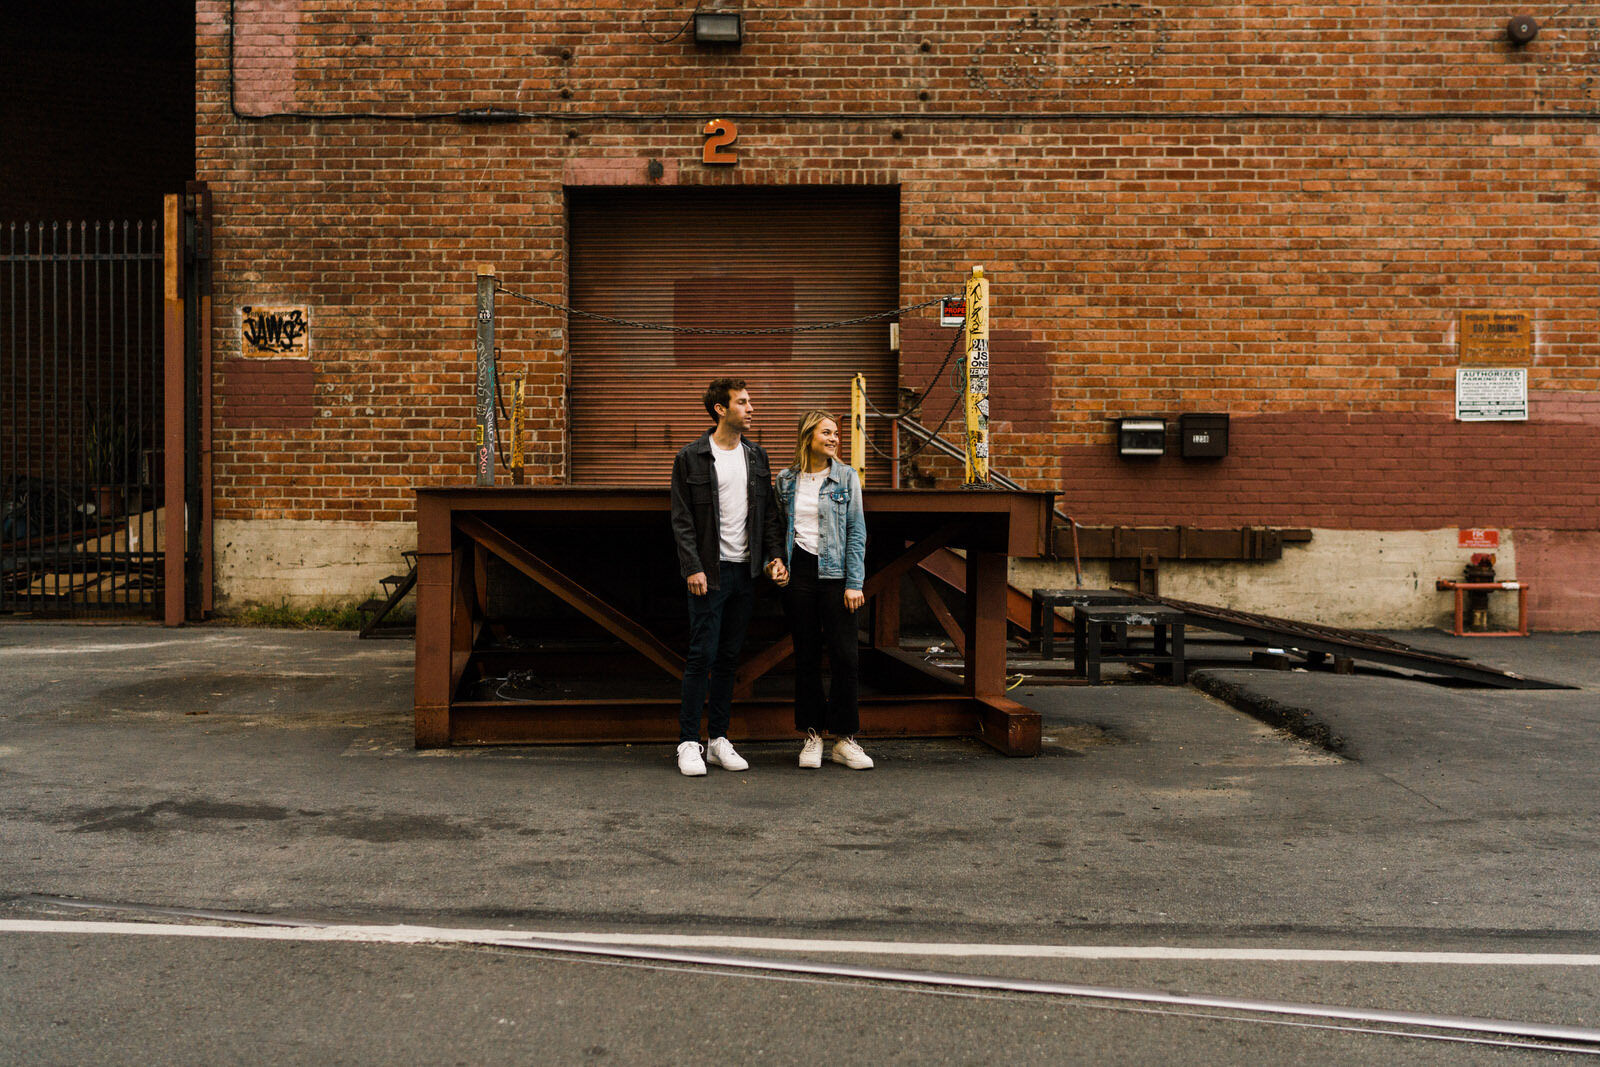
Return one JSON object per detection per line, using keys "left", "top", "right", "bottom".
{"left": 679, "top": 561, "right": 756, "bottom": 744}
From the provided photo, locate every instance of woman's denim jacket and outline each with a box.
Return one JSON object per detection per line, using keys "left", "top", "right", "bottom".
{"left": 776, "top": 459, "right": 866, "bottom": 590}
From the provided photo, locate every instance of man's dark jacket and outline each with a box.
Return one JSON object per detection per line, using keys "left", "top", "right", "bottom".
{"left": 670, "top": 430, "right": 784, "bottom": 590}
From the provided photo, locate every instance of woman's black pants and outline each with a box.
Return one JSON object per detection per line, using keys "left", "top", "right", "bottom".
{"left": 784, "top": 547, "right": 860, "bottom": 735}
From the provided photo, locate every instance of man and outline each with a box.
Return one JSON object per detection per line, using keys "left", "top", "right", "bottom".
{"left": 669, "top": 378, "right": 788, "bottom": 777}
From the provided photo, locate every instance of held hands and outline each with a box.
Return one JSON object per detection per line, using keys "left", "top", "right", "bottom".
{"left": 765, "top": 558, "right": 790, "bottom": 587}
{"left": 686, "top": 571, "right": 708, "bottom": 596}
{"left": 844, "top": 588, "right": 865, "bottom": 613}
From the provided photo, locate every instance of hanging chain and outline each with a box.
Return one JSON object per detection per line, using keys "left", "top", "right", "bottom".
{"left": 495, "top": 286, "right": 954, "bottom": 335}
{"left": 494, "top": 283, "right": 971, "bottom": 467}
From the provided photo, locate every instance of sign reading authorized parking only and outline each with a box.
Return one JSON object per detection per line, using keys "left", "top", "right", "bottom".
{"left": 1455, "top": 367, "right": 1528, "bottom": 422}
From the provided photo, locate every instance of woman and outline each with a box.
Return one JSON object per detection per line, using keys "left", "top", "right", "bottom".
{"left": 775, "top": 410, "right": 872, "bottom": 770}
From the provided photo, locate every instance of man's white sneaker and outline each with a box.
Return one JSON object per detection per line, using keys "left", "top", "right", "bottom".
{"left": 830, "top": 737, "right": 874, "bottom": 770}
{"left": 677, "top": 741, "right": 707, "bottom": 776}
{"left": 799, "top": 729, "right": 823, "bottom": 769}
{"left": 705, "top": 737, "right": 749, "bottom": 772}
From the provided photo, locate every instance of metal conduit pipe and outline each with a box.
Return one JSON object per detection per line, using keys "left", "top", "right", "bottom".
{"left": 896, "top": 414, "right": 1083, "bottom": 586}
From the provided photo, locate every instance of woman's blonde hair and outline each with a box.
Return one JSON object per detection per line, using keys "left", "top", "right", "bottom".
{"left": 791, "top": 409, "right": 839, "bottom": 473}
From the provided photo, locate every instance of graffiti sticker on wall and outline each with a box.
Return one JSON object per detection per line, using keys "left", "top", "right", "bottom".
{"left": 240, "top": 305, "right": 310, "bottom": 358}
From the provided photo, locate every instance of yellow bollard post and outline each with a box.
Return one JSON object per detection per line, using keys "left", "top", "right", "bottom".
{"left": 963, "top": 265, "right": 990, "bottom": 486}
{"left": 850, "top": 373, "right": 867, "bottom": 483}
{"left": 509, "top": 374, "right": 525, "bottom": 484}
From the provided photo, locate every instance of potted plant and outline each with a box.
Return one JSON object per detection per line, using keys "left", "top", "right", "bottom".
{"left": 84, "top": 401, "right": 139, "bottom": 520}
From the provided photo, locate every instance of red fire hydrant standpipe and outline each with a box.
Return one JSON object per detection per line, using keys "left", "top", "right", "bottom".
{"left": 1436, "top": 552, "right": 1530, "bottom": 637}
{"left": 1462, "top": 554, "right": 1497, "bottom": 630}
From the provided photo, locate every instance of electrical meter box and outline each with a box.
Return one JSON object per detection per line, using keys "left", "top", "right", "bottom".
{"left": 1179, "top": 413, "right": 1229, "bottom": 458}
{"left": 1117, "top": 418, "right": 1167, "bottom": 457}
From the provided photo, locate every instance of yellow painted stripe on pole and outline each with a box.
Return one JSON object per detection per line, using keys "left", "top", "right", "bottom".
{"left": 850, "top": 373, "right": 867, "bottom": 482}
{"left": 963, "top": 266, "right": 990, "bottom": 485}
{"left": 509, "top": 374, "right": 525, "bottom": 483}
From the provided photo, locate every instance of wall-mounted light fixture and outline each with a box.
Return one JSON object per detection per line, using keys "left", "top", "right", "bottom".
{"left": 1116, "top": 417, "right": 1167, "bottom": 457}
{"left": 1506, "top": 14, "right": 1539, "bottom": 44}
{"left": 694, "top": 11, "right": 743, "bottom": 45}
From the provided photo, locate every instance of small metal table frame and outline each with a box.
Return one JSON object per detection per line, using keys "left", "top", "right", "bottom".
{"left": 1030, "top": 588, "right": 1140, "bottom": 660}
{"left": 1073, "top": 604, "right": 1187, "bottom": 684}
{"left": 1435, "top": 579, "right": 1530, "bottom": 637}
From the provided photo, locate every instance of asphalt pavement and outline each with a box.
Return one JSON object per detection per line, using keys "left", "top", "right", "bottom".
{"left": 2, "top": 621, "right": 1598, "bottom": 1064}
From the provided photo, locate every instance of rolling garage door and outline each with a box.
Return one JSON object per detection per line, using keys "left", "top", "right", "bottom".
{"left": 567, "top": 186, "right": 899, "bottom": 485}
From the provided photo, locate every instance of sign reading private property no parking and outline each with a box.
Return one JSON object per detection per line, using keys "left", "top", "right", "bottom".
{"left": 1458, "top": 310, "right": 1531, "bottom": 365}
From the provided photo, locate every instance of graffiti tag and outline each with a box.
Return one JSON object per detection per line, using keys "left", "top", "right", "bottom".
{"left": 241, "top": 306, "right": 310, "bottom": 355}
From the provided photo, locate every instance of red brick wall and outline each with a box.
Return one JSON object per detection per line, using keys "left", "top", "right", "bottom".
{"left": 1057, "top": 394, "right": 1600, "bottom": 528}
{"left": 196, "top": 2, "right": 1600, "bottom": 546}
{"left": 220, "top": 3, "right": 1600, "bottom": 116}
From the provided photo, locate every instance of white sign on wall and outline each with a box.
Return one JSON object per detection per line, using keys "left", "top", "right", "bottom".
{"left": 1455, "top": 367, "right": 1528, "bottom": 422}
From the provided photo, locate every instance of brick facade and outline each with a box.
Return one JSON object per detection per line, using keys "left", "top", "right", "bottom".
{"left": 196, "top": 3, "right": 1600, "bottom": 623}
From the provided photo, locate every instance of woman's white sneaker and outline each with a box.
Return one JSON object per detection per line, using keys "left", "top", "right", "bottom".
{"left": 705, "top": 736, "right": 749, "bottom": 771}
{"left": 799, "top": 729, "right": 823, "bottom": 768}
{"left": 830, "top": 737, "right": 873, "bottom": 770}
{"left": 677, "top": 741, "right": 707, "bottom": 776}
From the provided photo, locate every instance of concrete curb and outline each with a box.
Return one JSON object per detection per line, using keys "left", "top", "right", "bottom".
{"left": 1190, "top": 669, "right": 1352, "bottom": 758}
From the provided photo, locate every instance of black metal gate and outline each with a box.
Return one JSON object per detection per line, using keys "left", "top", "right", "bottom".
{"left": 1, "top": 219, "right": 164, "bottom": 616}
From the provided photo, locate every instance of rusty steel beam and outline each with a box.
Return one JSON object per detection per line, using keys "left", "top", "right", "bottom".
{"left": 964, "top": 549, "right": 1010, "bottom": 698}
{"left": 454, "top": 512, "right": 685, "bottom": 680}
{"left": 413, "top": 487, "right": 1055, "bottom": 754}
{"left": 735, "top": 518, "right": 971, "bottom": 693}
{"left": 445, "top": 695, "right": 982, "bottom": 746}
{"left": 916, "top": 546, "right": 1035, "bottom": 637}
{"left": 911, "top": 569, "right": 965, "bottom": 655}
{"left": 976, "top": 695, "right": 1042, "bottom": 756}
{"left": 1062, "top": 525, "right": 1313, "bottom": 561}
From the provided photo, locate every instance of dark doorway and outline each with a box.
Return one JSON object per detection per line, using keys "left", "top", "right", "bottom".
{"left": 1, "top": 5, "right": 192, "bottom": 615}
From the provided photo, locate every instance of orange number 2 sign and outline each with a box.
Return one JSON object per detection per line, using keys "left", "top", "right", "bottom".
{"left": 703, "top": 119, "right": 738, "bottom": 165}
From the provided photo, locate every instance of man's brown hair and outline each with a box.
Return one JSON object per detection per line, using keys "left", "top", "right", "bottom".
{"left": 703, "top": 377, "right": 747, "bottom": 422}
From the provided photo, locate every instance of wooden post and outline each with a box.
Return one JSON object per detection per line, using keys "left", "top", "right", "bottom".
{"left": 162, "top": 195, "right": 185, "bottom": 626}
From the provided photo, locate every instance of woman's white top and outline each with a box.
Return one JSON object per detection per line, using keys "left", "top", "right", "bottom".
{"left": 792, "top": 469, "right": 827, "bottom": 555}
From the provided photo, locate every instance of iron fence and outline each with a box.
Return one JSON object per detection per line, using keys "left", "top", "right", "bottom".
{"left": 1, "top": 219, "right": 164, "bottom": 616}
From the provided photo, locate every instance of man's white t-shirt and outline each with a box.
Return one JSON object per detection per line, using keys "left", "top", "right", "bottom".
{"left": 712, "top": 438, "right": 749, "bottom": 563}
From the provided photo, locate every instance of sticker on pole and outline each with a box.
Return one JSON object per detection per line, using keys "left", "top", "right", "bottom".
{"left": 940, "top": 296, "right": 966, "bottom": 328}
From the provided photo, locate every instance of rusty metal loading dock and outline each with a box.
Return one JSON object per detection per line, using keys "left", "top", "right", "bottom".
{"left": 413, "top": 486, "right": 1055, "bottom": 756}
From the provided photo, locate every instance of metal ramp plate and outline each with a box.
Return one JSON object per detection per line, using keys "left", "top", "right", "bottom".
{"left": 1126, "top": 592, "right": 1571, "bottom": 690}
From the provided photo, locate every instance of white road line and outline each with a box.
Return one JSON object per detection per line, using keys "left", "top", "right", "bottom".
{"left": 0, "top": 636, "right": 243, "bottom": 656}
{"left": 4, "top": 919, "right": 1600, "bottom": 966}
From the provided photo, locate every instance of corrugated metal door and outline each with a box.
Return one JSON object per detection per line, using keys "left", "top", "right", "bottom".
{"left": 567, "top": 186, "right": 898, "bottom": 485}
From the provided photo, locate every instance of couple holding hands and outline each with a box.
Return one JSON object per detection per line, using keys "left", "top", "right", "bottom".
{"left": 669, "top": 377, "right": 870, "bottom": 777}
